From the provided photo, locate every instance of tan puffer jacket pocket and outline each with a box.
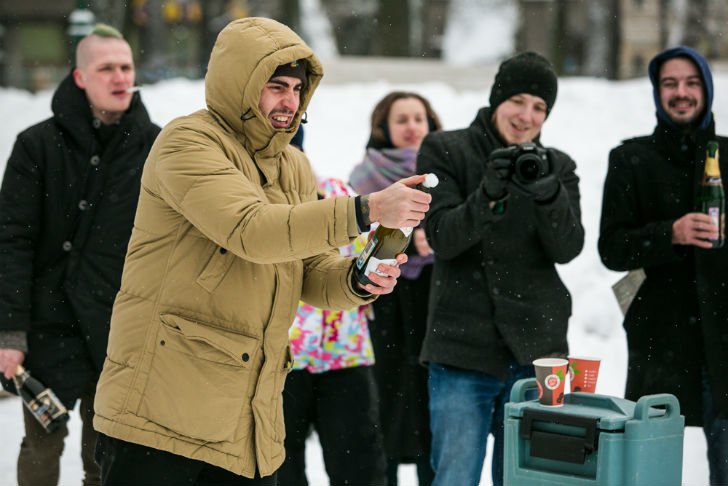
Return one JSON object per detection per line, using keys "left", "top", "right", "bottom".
{"left": 196, "top": 245, "right": 235, "bottom": 293}
{"left": 138, "top": 313, "right": 260, "bottom": 442}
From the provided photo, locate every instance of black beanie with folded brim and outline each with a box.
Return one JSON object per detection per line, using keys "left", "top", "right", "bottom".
{"left": 271, "top": 59, "right": 308, "bottom": 87}
{"left": 489, "top": 52, "right": 558, "bottom": 116}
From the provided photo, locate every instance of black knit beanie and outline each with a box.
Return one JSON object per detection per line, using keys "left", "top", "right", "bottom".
{"left": 489, "top": 52, "right": 558, "bottom": 115}
{"left": 271, "top": 59, "right": 308, "bottom": 87}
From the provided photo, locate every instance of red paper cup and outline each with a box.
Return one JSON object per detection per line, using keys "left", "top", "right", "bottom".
{"left": 532, "top": 358, "right": 568, "bottom": 406}
{"left": 568, "top": 356, "right": 601, "bottom": 393}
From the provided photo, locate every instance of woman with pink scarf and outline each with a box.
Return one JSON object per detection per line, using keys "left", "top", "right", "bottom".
{"left": 349, "top": 92, "right": 443, "bottom": 486}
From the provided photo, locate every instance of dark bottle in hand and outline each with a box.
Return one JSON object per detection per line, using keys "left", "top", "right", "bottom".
{"left": 699, "top": 141, "right": 725, "bottom": 248}
{"left": 354, "top": 174, "right": 439, "bottom": 286}
{"left": 13, "top": 364, "right": 69, "bottom": 433}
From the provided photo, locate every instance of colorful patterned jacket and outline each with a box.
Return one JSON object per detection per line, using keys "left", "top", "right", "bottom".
{"left": 289, "top": 178, "right": 375, "bottom": 372}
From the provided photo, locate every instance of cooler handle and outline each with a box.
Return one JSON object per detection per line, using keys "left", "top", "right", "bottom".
{"left": 520, "top": 408, "right": 600, "bottom": 464}
{"left": 634, "top": 393, "right": 680, "bottom": 421}
{"left": 510, "top": 377, "right": 539, "bottom": 403}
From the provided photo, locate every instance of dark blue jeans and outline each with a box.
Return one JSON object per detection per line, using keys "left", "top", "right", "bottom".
{"left": 428, "top": 362, "right": 535, "bottom": 486}
{"left": 703, "top": 370, "right": 728, "bottom": 486}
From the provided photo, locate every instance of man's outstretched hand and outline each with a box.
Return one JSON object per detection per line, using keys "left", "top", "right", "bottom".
{"left": 366, "top": 175, "right": 432, "bottom": 229}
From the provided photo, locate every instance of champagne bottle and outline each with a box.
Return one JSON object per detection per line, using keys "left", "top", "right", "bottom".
{"left": 699, "top": 141, "right": 725, "bottom": 248}
{"left": 354, "top": 174, "right": 439, "bottom": 286}
{"left": 13, "top": 364, "right": 69, "bottom": 433}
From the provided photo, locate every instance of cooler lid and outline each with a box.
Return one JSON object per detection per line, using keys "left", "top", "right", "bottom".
{"left": 507, "top": 380, "right": 667, "bottom": 431}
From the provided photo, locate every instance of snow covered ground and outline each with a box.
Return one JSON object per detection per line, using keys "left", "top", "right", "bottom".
{"left": 0, "top": 67, "right": 726, "bottom": 485}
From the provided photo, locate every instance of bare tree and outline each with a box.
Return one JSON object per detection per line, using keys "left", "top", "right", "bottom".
{"left": 281, "top": 0, "right": 301, "bottom": 33}
{"left": 551, "top": 0, "right": 568, "bottom": 74}
{"left": 583, "top": 0, "right": 619, "bottom": 78}
{"left": 319, "top": 0, "right": 377, "bottom": 55}
{"left": 681, "top": 0, "right": 709, "bottom": 49}
{"left": 420, "top": 0, "right": 449, "bottom": 58}
{"left": 200, "top": 0, "right": 230, "bottom": 74}
{"left": 372, "top": 0, "right": 410, "bottom": 56}
{"left": 138, "top": 0, "right": 167, "bottom": 83}
{"left": 87, "top": 0, "right": 127, "bottom": 28}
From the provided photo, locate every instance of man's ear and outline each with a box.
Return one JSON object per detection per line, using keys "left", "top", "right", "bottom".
{"left": 72, "top": 68, "right": 86, "bottom": 90}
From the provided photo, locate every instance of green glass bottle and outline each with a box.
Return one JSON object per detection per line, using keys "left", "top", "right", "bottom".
{"left": 699, "top": 141, "right": 724, "bottom": 249}
{"left": 354, "top": 174, "right": 439, "bottom": 286}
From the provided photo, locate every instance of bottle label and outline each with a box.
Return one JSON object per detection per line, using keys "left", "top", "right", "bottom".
{"left": 708, "top": 207, "right": 720, "bottom": 228}
{"left": 28, "top": 398, "right": 53, "bottom": 427}
{"left": 363, "top": 257, "right": 398, "bottom": 278}
{"left": 25, "top": 388, "right": 69, "bottom": 431}
{"left": 355, "top": 234, "right": 378, "bottom": 270}
{"left": 400, "top": 227, "right": 413, "bottom": 237}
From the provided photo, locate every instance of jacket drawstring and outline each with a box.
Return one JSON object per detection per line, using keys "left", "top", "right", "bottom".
{"left": 240, "top": 108, "right": 255, "bottom": 122}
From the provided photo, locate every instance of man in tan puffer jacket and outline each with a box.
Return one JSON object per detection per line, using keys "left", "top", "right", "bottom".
{"left": 92, "top": 17, "right": 431, "bottom": 486}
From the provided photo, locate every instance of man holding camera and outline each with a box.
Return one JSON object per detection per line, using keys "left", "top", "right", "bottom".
{"left": 416, "top": 52, "right": 584, "bottom": 486}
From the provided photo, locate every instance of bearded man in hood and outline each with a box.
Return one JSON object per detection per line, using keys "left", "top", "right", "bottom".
{"left": 599, "top": 46, "right": 728, "bottom": 485}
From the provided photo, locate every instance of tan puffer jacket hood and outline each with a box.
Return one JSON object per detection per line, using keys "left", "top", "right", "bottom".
{"left": 205, "top": 17, "right": 323, "bottom": 158}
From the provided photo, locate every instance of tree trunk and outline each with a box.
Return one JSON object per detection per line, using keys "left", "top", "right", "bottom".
{"left": 372, "top": 0, "right": 410, "bottom": 56}
{"left": 139, "top": 0, "right": 167, "bottom": 83}
{"left": 88, "top": 0, "right": 126, "bottom": 27}
{"left": 319, "top": 0, "right": 377, "bottom": 55}
{"left": 420, "top": 0, "right": 449, "bottom": 58}
{"left": 681, "top": 0, "right": 708, "bottom": 50}
{"left": 281, "top": 0, "right": 301, "bottom": 33}
{"left": 551, "top": 0, "right": 568, "bottom": 74}
{"left": 583, "top": 0, "right": 618, "bottom": 78}
{"left": 200, "top": 0, "right": 230, "bottom": 71}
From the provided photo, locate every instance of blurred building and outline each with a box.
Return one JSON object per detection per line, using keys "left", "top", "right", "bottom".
{"left": 0, "top": 0, "right": 259, "bottom": 91}
{"left": 0, "top": 0, "right": 79, "bottom": 91}
{"left": 0, "top": 0, "right": 451, "bottom": 90}
{"left": 618, "top": 0, "right": 728, "bottom": 78}
{"left": 517, "top": 0, "right": 620, "bottom": 78}
{"left": 3, "top": 0, "right": 727, "bottom": 90}
{"left": 319, "top": 0, "right": 449, "bottom": 57}
{"left": 518, "top": 0, "right": 728, "bottom": 79}
{"left": 129, "top": 0, "right": 206, "bottom": 84}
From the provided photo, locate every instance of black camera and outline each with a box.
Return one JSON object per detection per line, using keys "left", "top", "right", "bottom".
{"left": 508, "top": 143, "right": 550, "bottom": 183}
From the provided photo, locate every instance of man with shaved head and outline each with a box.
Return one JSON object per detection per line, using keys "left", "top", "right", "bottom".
{"left": 73, "top": 24, "right": 137, "bottom": 125}
{"left": 0, "top": 24, "right": 159, "bottom": 486}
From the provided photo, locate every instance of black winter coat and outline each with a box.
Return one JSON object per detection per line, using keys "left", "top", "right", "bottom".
{"left": 370, "top": 263, "right": 432, "bottom": 461}
{"left": 0, "top": 75, "right": 159, "bottom": 405}
{"left": 417, "top": 107, "right": 584, "bottom": 378}
{"left": 598, "top": 120, "right": 728, "bottom": 425}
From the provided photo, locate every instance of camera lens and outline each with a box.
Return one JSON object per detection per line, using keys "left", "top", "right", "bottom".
{"left": 515, "top": 153, "right": 545, "bottom": 182}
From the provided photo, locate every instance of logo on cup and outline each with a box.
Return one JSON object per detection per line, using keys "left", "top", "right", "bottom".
{"left": 545, "top": 374, "right": 561, "bottom": 391}
{"left": 533, "top": 357, "right": 569, "bottom": 406}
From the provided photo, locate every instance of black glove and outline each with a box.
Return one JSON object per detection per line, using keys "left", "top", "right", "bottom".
{"left": 510, "top": 150, "right": 561, "bottom": 202}
{"left": 482, "top": 148, "right": 514, "bottom": 200}
{"left": 510, "top": 173, "right": 560, "bottom": 202}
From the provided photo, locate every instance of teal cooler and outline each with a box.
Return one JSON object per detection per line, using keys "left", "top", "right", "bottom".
{"left": 504, "top": 378, "right": 684, "bottom": 486}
